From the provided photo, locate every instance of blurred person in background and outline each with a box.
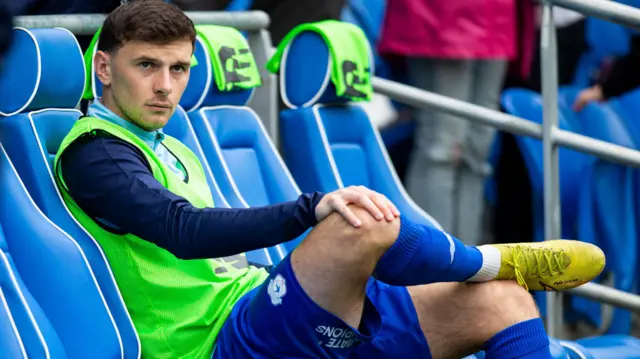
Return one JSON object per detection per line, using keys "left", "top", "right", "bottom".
{"left": 573, "top": 34, "right": 640, "bottom": 110}
{"left": 0, "top": 0, "right": 11, "bottom": 69}
{"left": 377, "top": 0, "right": 536, "bottom": 246}
{"left": 250, "top": 0, "right": 346, "bottom": 44}
{"left": 572, "top": 0, "right": 640, "bottom": 110}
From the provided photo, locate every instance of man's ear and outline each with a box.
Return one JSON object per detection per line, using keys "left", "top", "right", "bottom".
{"left": 94, "top": 50, "right": 112, "bottom": 86}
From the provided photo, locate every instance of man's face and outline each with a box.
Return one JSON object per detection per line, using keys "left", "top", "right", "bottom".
{"left": 95, "top": 39, "right": 192, "bottom": 131}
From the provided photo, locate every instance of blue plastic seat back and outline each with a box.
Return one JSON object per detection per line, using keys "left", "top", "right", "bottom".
{"left": 575, "top": 335, "right": 640, "bottom": 359}
{"left": 559, "top": 86, "right": 636, "bottom": 149}
{"left": 0, "top": 285, "right": 29, "bottom": 358}
{"left": 0, "top": 27, "right": 138, "bottom": 358}
{"left": 559, "top": 339, "right": 596, "bottom": 359}
{"left": 572, "top": 160, "right": 637, "bottom": 334}
{"left": 586, "top": 17, "right": 630, "bottom": 59}
{"left": 3, "top": 108, "right": 143, "bottom": 356}
{"left": 193, "top": 107, "right": 301, "bottom": 207}
{"left": 186, "top": 30, "right": 301, "bottom": 256}
{"left": 1, "top": 139, "right": 120, "bottom": 358}
{"left": 0, "top": 222, "right": 62, "bottom": 359}
{"left": 277, "top": 30, "right": 444, "bottom": 229}
{"left": 500, "top": 88, "right": 592, "bottom": 240}
{"left": 608, "top": 88, "right": 640, "bottom": 145}
{"left": 0, "top": 276, "right": 28, "bottom": 359}
{"left": 557, "top": 86, "right": 637, "bottom": 334}
{"left": 501, "top": 88, "right": 593, "bottom": 190}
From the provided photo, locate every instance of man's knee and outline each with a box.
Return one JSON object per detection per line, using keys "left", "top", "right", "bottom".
{"left": 318, "top": 204, "right": 401, "bottom": 253}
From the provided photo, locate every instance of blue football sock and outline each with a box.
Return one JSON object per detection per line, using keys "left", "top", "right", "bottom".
{"left": 484, "top": 318, "right": 552, "bottom": 359}
{"left": 373, "top": 215, "right": 485, "bottom": 286}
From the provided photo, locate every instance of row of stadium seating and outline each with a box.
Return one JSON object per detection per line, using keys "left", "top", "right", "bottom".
{"left": 498, "top": 86, "right": 640, "bottom": 335}
{"left": 490, "top": 8, "right": 640, "bottom": 336}
{"left": 0, "top": 25, "right": 639, "bottom": 358}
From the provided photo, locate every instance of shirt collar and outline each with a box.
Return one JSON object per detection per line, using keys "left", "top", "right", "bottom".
{"left": 87, "top": 99, "right": 165, "bottom": 150}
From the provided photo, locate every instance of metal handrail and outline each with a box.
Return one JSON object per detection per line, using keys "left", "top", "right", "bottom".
{"left": 372, "top": 77, "right": 640, "bottom": 169}
{"left": 13, "top": 11, "right": 270, "bottom": 34}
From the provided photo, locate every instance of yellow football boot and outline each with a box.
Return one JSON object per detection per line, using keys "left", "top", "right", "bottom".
{"left": 490, "top": 240, "right": 605, "bottom": 291}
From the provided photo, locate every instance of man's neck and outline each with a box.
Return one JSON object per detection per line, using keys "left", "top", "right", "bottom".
{"left": 88, "top": 98, "right": 164, "bottom": 151}
{"left": 100, "top": 91, "right": 143, "bottom": 131}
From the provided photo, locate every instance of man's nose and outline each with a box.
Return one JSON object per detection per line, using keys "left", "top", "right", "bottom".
{"left": 153, "top": 69, "right": 173, "bottom": 96}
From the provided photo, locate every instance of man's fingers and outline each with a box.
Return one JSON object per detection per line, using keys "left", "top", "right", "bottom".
{"left": 322, "top": 186, "right": 400, "bottom": 227}
{"left": 335, "top": 202, "right": 362, "bottom": 227}
{"left": 351, "top": 191, "right": 384, "bottom": 220}
{"left": 357, "top": 186, "right": 397, "bottom": 221}
{"left": 369, "top": 192, "right": 395, "bottom": 221}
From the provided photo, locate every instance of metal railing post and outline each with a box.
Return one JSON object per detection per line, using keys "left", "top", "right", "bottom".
{"left": 247, "top": 30, "right": 279, "bottom": 146}
{"left": 14, "top": 11, "right": 272, "bottom": 34}
{"left": 540, "top": 2, "right": 564, "bottom": 337}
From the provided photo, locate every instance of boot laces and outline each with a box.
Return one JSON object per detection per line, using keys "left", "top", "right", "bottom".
{"left": 505, "top": 246, "right": 567, "bottom": 291}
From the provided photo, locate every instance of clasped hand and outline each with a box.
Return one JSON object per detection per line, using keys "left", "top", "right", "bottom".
{"left": 314, "top": 186, "right": 400, "bottom": 227}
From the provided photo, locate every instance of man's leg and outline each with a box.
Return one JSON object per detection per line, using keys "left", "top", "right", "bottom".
{"left": 408, "top": 281, "right": 550, "bottom": 359}
{"left": 289, "top": 204, "right": 401, "bottom": 328}
{"left": 214, "top": 205, "right": 488, "bottom": 358}
{"left": 214, "top": 206, "right": 603, "bottom": 358}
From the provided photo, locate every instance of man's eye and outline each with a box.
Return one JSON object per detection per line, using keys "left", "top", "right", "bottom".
{"left": 139, "top": 62, "right": 153, "bottom": 69}
{"left": 171, "top": 65, "right": 186, "bottom": 72}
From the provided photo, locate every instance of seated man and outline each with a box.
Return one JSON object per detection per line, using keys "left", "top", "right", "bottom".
{"left": 54, "top": 1, "right": 605, "bottom": 358}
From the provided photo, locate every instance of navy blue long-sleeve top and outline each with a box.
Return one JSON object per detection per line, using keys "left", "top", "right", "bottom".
{"left": 59, "top": 133, "right": 324, "bottom": 260}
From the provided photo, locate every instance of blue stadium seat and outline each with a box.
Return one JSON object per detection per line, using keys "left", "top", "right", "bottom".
{"left": 559, "top": 86, "right": 637, "bottom": 150}
{"left": 556, "top": 86, "right": 637, "bottom": 334}
{"left": 0, "top": 140, "right": 120, "bottom": 358}
{"left": 0, "top": 144, "right": 69, "bottom": 359}
{"left": 608, "top": 88, "right": 640, "bottom": 146}
{"left": 0, "top": 26, "right": 137, "bottom": 358}
{"left": 564, "top": 335, "right": 640, "bottom": 359}
{"left": 573, "top": 162, "right": 637, "bottom": 334}
{"left": 277, "top": 31, "right": 441, "bottom": 229}
{"left": 186, "top": 31, "right": 305, "bottom": 256}
{"left": 559, "top": 340, "right": 596, "bottom": 359}
{"left": 500, "top": 88, "right": 592, "bottom": 243}
{"left": 0, "top": 275, "right": 31, "bottom": 359}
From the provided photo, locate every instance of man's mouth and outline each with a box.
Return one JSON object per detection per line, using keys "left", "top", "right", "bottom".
{"left": 147, "top": 103, "right": 172, "bottom": 110}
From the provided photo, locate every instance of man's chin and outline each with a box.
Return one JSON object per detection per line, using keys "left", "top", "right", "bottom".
{"left": 138, "top": 115, "right": 170, "bottom": 131}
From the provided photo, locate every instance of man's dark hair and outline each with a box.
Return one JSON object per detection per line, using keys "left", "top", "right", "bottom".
{"left": 98, "top": 0, "right": 196, "bottom": 53}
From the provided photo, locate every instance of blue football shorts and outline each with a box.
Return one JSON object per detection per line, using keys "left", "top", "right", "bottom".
{"left": 212, "top": 253, "right": 432, "bottom": 359}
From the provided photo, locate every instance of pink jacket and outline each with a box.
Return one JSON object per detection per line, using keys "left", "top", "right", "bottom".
{"left": 378, "top": 0, "right": 536, "bottom": 77}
